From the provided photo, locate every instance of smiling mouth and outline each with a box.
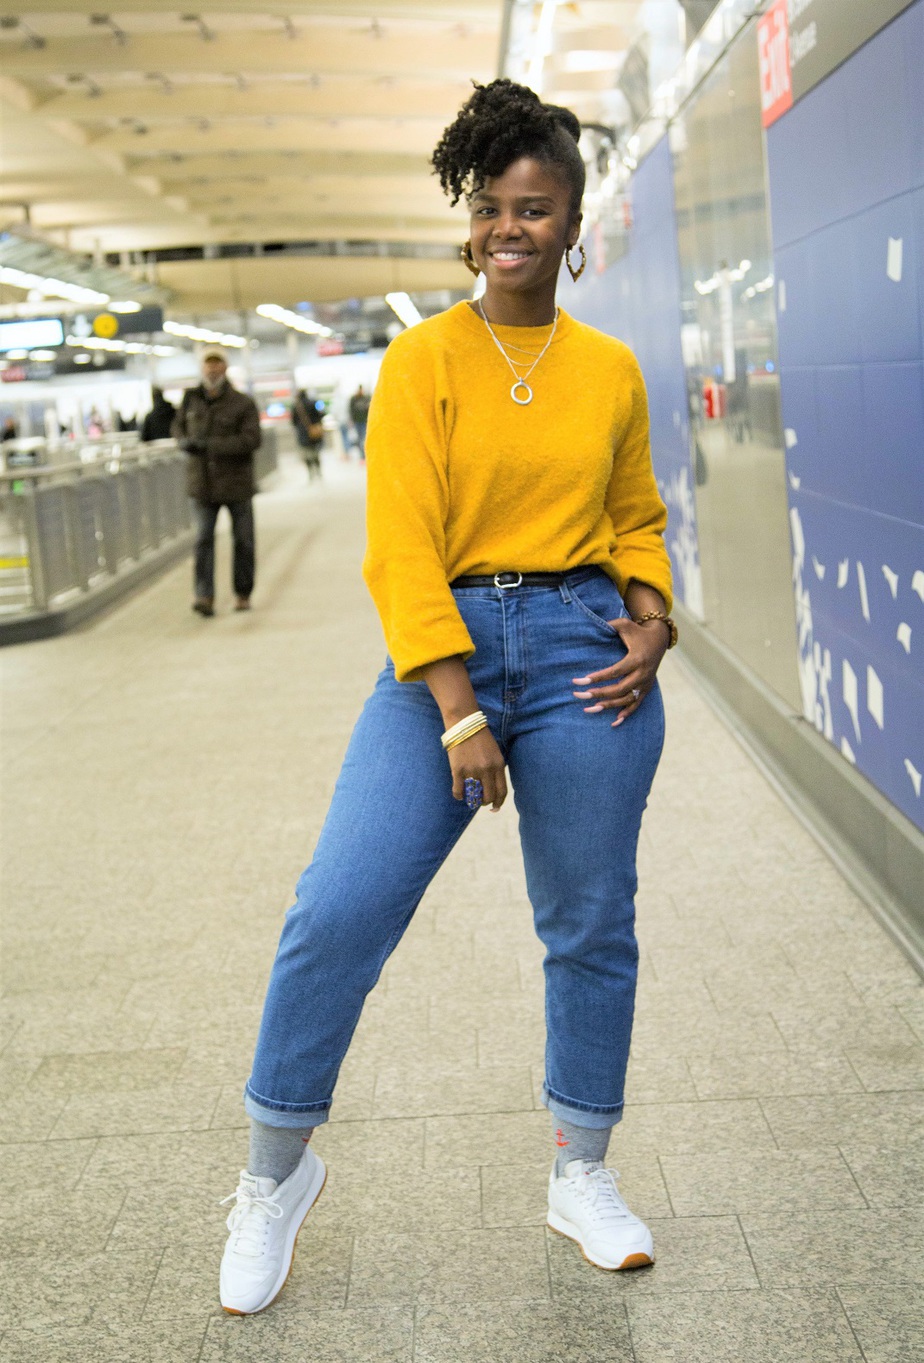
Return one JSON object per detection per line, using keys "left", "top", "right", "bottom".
{"left": 490, "top": 250, "right": 533, "bottom": 262}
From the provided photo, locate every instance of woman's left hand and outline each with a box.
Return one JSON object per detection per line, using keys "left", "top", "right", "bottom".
{"left": 572, "top": 618, "right": 669, "bottom": 726}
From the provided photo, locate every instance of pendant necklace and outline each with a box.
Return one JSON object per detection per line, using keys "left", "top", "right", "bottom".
{"left": 477, "top": 300, "right": 559, "bottom": 405}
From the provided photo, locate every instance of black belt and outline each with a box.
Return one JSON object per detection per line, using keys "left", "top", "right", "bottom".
{"left": 450, "top": 569, "right": 598, "bottom": 590}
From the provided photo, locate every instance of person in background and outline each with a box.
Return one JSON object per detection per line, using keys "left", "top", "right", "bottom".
{"left": 291, "top": 389, "right": 325, "bottom": 480}
{"left": 348, "top": 383, "right": 371, "bottom": 459}
{"left": 173, "top": 349, "right": 262, "bottom": 617}
{"left": 1, "top": 416, "right": 17, "bottom": 442}
{"left": 330, "top": 383, "right": 354, "bottom": 459}
{"left": 116, "top": 412, "right": 138, "bottom": 433}
{"left": 140, "top": 387, "right": 177, "bottom": 442}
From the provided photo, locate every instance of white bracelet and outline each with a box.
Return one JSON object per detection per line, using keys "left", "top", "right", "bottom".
{"left": 441, "top": 710, "right": 487, "bottom": 750}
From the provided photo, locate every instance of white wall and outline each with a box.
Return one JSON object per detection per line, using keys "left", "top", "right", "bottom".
{"left": 0, "top": 370, "right": 155, "bottom": 437}
{"left": 294, "top": 349, "right": 386, "bottom": 420}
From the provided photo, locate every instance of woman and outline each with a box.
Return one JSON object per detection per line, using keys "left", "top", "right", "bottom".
{"left": 292, "top": 389, "right": 325, "bottom": 479}
{"left": 219, "top": 79, "right": 676, "bottom": 1314}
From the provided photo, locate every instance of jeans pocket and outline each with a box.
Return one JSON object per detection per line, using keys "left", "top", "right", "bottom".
{"left": 569, "top": 579, "right": 625, "bottom": 637}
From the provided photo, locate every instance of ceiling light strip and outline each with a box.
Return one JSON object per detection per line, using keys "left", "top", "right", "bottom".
{"left": 162, "top": 320, "right": 247, "bottom": 347}
{"left": 0, "top": 266, "right": 109, "bottom": 305}
{"left": 255, "top": 304, "right": 332, "bottom": 337}
{"left": 66, "top": 335, "right": 175, "bottom": 356}
{"left": 385, "top": 292, "right": 423, "bottom": 329}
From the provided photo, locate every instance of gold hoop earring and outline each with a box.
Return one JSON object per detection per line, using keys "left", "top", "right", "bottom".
{"left": 460, "top": 240, "right": 480, "bottom": 277}
{"left": 566, "top": 243, "right": 587, "bottom": 282}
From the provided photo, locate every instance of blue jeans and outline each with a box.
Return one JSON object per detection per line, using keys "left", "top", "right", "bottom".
{"left": 245, "top": 568, "right": 665, "bottom": 1130}
{"left": 353, "top": 420, "right": 367, "bottom": 459}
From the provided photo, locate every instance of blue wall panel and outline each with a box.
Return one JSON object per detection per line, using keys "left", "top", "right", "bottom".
{"left": 565, "top": 136, "right": 702, "bottom": 615}
{"left": 769, "top": 1, "right": 924, "bottom": 247}
{"left": 856, "top": 193, "right": 921, "bottom": 364}
{"left": 768, "top": 0, "right": 924, "bottom": 832}
{"left": 910, "top": 1, "right": 924, "bottom": 188}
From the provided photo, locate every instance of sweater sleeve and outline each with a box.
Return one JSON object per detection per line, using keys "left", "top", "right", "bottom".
{"left": 362, "top": 333, "right": 475, "bottom": 683}
{"left": 606, "top": 355, "right": 673, "bottom": 613}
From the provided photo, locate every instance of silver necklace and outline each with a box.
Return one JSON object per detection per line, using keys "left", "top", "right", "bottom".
{"left": 477, "top": 301, "right": 559, "bottom": 405}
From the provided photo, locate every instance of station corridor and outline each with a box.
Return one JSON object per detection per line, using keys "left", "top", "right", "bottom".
{"left": 2, "top": 459, "right": 923, "bottom": 1363}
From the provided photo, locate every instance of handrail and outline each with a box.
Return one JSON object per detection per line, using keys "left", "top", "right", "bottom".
{"left": 0, "top": 441, "right": 180, "bottom": 486}
{"left": 0, "top": 442, "right": 193, "bottom": 624}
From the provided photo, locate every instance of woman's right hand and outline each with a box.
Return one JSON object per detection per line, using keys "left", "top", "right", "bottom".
{"left": 447, "top": 726, "right": 508, "bottom": 811}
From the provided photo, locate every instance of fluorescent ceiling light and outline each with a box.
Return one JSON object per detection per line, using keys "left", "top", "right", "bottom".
{"left": 385, "top": 292, "right": 423, "bottom": 329}
{"left": 695, "top": 259, "right": 755, "bottom": 294}
{"left": 561, "top": 49, "right": 624, "bottom": 73}
{"left": 74, "top": 354, "right": 92, "bottom": 364}
{"left": 255, "top": 304, "right": 333, "bottom": 337}
{"left": 66, "top": 335, "right": 176, "bottom": 356}
{"left": 28, "top": 350, "right": 57, "bottom": 362}
{"left": 0, "top": 265, "right": 109, "bottom": 305}
{"left": 527, "top": 0, "right": 561, "bottom": 90}
{"left": 162, "top": 320, "right": 248, "bottom": 347}
{"left": 108, "top": 301, "right": 142, "bottom": 313}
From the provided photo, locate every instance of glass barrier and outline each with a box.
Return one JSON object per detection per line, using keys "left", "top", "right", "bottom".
{"left": 670, "top": 24, "right": 802, "bottom": 709}
{"left": 0, "top": 443, "right": 193, "bottom": 618}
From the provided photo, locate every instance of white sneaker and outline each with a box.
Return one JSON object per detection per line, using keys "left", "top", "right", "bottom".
{"left": 219, "top": 1146, "right": 326, "bottom": 1314}
{"left": 547, "top": 1160, "right": 654, "bottom": 1270}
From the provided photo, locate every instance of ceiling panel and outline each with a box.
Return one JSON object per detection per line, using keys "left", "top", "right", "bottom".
{"left": 0, "top": 2, "right": 503, "bottom": 306}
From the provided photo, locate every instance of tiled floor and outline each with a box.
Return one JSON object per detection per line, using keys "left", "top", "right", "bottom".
{"left": 2, "top": 457, "right": 922, "bottom": 1362}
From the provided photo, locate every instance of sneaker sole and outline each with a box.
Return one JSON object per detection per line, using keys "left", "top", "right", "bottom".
{"left": 222, "top": 1157, "right": 327, "bottom": 1315}
{"left": 546, "top": 1210, "right": 654, "bottom": 1272}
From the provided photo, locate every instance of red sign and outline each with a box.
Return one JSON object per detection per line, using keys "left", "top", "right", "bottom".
{"left": 316, "top": 338, "right": 344, "bottom": 357}
{"left": 702, "top": 380, "right": 726, "bottom": 420}
{"left": 758, "top": 0, "right": 792, "bottom": 128}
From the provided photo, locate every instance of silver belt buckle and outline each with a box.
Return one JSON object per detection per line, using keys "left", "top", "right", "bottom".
{"left": 494, "top": 571, "right": 523, "bottom": 590}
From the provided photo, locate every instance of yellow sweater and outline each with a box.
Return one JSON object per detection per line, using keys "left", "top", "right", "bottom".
{"left": 363, "top": 301, "right": 672, "bottom": 683}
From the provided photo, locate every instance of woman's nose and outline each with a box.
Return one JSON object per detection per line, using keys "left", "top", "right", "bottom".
{"left": 491, "top": 216, "right": 523, "bottom": 240}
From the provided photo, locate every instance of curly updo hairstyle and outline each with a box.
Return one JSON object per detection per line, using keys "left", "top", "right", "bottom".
{"left": 431, "top": 78, "right": 585, "bottom": 212}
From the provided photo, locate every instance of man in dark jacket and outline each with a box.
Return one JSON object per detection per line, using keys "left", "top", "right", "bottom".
{"left": 173, "top": 350, "right": 262, "bottom": 616}
{"left": 140, "top": 387, "right": 176, "bottom": 442}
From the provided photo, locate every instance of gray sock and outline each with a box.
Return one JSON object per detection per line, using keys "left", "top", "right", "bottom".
{"left": 248, "top": 1118, "right": 315, "bottom": 1185}
{"left": 552, "top": 1117, "right": 612, "bottom": 1177}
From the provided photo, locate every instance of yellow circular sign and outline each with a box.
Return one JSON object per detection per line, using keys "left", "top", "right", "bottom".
{"left": 93, "top": 312, "right": 119, "bottom": 339}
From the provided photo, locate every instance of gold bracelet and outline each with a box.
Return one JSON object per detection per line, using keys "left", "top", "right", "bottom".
{"left": 442, "top": 721, "right": 486, "bottom": 750}
{"left": 445, "top": 720, "right": 488, "bottom": 750}
{"left": 444, "top": 720, "right": 488, "bottom": 751}
{"left": 441, "top": 710, "right": 487, "bottom": 749}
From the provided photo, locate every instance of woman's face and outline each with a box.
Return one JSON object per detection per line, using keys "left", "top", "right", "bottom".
{"left": 468, "top": 156, "right": 581, "bottom": 300}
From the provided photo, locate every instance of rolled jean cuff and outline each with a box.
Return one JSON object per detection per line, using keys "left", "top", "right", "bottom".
{"left": 244, "top": 1083, "right": 331, "bottom": 1129}
{"left": 542, "top": 1083, "right": 624, "bottom": 1131}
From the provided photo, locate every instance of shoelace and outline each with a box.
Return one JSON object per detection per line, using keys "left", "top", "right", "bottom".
{"left": 219, "top": 1185, "right": 284, "bottom": 1258}
{"left": 571, "top": 1167, "right": 633, "bottom": 1226}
